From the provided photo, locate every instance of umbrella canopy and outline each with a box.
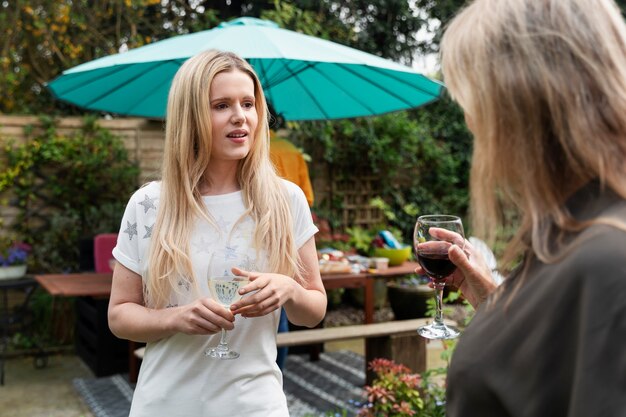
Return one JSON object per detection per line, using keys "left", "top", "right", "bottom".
{"left": 47, "top": 17, "right": 443, "bottom": 121}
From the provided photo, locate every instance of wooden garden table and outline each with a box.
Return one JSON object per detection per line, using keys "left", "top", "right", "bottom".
{"left": 34, "top": 273, "right": 112, "bottom": 297}
{"left": 320, "top": 261, "right": 419, "bottom": 324}
{"left": 35, "top": 263, "right": 419, "bottom": 324}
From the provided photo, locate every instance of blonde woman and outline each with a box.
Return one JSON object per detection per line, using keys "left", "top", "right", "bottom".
{"left": 108, "top": 50, "right": 326, "bottom": 416}
{"left": 415, "top": 0, "right": 626, "bottom": 415}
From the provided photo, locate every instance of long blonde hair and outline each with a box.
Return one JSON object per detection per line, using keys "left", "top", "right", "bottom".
{"left": 146, "top": 50, "right": 301, "bottom": 308}
{"left": 441, "top": 0, "right": 626, "bottom": 272}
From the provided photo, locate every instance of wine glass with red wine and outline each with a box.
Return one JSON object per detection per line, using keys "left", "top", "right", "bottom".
{"left": 414, "top": 214, "right": 465, "bottom": 340}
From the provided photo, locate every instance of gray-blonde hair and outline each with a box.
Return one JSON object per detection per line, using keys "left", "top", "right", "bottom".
{"left": 146, "top": 50, "right": 301, "bottom": 308}
{"left": 441, "top": 0, "right": 626, "bottom": 271}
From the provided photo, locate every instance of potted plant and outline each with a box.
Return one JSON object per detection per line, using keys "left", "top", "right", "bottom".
{"left": 357, "top": 357, "right": 446, "bottom": 417}
{"left": 386, "top": 275, "right": 436, "bottom": 320}
{"left": 0, "top": 236, "right": 31, "bottom": 280}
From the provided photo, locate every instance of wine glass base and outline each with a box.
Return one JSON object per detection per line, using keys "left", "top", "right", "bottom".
{"left": 205, "top": 348, "right": 240, "bottom": 360}
{"left": 417, "top": 322, "right": 460, "bottom": 340}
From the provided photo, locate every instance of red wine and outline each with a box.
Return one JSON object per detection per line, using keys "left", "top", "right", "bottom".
{"left": 417, "top": 252, "right": 457, "bottom": 281}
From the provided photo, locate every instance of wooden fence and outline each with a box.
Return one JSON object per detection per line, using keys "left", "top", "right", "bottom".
{"left": 0, "top": 115, "right": 165, "bottom": 182}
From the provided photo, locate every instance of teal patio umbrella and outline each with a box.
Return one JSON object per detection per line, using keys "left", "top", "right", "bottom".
{"left": 47, "top": 17, "right": 443, "bottom": 121}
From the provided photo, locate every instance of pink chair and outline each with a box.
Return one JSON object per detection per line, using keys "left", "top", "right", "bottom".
{"left": 93, "top": 233, "right": 118, "bottom": 273}
{"left": 93, "top": 233, "right": 143, "bottom": 381}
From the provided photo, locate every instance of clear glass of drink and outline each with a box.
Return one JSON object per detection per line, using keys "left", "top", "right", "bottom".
{"left": 205, "top": 250, "right": 252, "bottom": 359}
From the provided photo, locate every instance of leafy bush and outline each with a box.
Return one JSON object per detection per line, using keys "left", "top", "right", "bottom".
{"left": 0, "top": 115, "right": 139, "bottom": 272}
{"left": 289, "top": 96, "right": 472, "bottom": 241}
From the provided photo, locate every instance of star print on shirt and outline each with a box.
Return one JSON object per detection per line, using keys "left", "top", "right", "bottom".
{"left": 138, "top": 194, "right": 157, "bottom": 213}
{"left": 143, "top": 224, "right": 153, "bottom": 239}
{"left": 124, "top": 221, "right": 138, "bottom": 241}
{"left": 177, "top": 278, "right": 191, "bottom": 292}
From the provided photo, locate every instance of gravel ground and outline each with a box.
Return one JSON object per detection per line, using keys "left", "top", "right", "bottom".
{"left": 324, "top": 305, "right": 394, "bottom": 327}
{"left": 324, "top": 303, "right": 471, "bottom": 328}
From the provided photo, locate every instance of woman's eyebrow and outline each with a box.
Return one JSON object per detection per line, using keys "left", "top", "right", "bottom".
{"left": 210, "top": 96, "right": 231, "bottom": 103}
{"left": 210, "top": 95, "right": 255, "bottom": 103}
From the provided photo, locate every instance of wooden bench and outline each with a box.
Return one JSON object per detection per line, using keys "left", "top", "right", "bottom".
{"left": 278, "top": 318, "right": 431, "bottom": 384}
{"left": 135, "top": 318, "right": 432, "bottom": 385}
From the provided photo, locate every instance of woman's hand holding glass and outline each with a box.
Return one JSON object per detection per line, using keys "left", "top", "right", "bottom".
{"left": 172, "top": 297, "right": 236, "bottom": 336}
{"left": 229, "top": 269, "right": 297, "bottom": 317}
{"left": 414, "top": 228, "right": 498, "bottom": 309}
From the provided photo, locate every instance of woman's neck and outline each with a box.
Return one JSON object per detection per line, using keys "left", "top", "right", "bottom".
{"left": 200, "top": 163, "right": 240, "bottom": 196}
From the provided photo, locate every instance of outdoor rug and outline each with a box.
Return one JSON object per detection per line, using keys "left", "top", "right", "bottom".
{"left": 73, "top": 350, "right": 366, "bottom": 417}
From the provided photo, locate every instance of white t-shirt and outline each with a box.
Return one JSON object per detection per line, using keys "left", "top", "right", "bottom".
{"left": 112, "top": 180, "right": 318, "bottom": 417}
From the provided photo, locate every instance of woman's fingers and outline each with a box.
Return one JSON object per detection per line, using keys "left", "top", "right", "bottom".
{"left": 448, "top": 245, "right": 497, "bottom": 308}
{"left": 448, "top": 245, "right": 473, "bottom": 273}
{"left": 231, "top": 266, "right": 248, "bottom": 276}
{"left": 237, "top": 302, "right": 281, "bottom": 318}
{"left": 229, "top": 274, "right": 288, "bottom": 316}
{"left": 230, "top": 287, "right": 278, "bottom": 315}
{"left": 414, "top": 237, "right": 497, "bottom": 308}
{"left": 196, "top": 299, "right": 235, "bottom": 330}
{"left": 231, "top": 267, "right": 262, "bottom": 296}
{"left": 417, "top": 240, "right": 451, "bottom": 252}
{"left": 429, "top": 227, "right": 466, "bottom": 247}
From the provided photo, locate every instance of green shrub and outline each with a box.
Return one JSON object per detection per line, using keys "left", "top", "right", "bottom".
{"left": 0, "top": 115, "right": 139, "bottom": 272}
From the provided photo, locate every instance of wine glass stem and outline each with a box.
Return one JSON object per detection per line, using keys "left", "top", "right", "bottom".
{"left": 217, "top": 329, "right": 229, "bottom": 351}
{"left": 434, "top": 283, "right": 445, "bottom": 326}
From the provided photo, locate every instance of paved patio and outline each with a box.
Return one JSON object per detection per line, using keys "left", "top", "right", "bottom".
{"left": 1, "top": 353, "right": 94, "bottom": 417}
{"left": 1, "top": 338, "right": 446, "bottom": 416}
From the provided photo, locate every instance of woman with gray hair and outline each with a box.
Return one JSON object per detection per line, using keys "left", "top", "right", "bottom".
{"left": 419, "top": 0, "right": 626, "bottom": 415}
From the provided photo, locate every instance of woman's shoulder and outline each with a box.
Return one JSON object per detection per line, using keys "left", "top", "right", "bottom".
{"left": 570, "top": 192, "right": 626, "bottom": 261}
{"left": 279, "top": 178, "right": 300, "bottom": 193}
{"left": 277, "top": 179, "right": 313, "bottom": 222}
{"left": 124, "top": 181, "right": 162, "bottom": 217}
{"left": 279, "top": 178, "right": 307, "bottom": 201}
{"left": 129, "top": 180, "right": 162, "bottom": 201}
{"left": 567, "top": 223, "right": 626, "bottom": 280}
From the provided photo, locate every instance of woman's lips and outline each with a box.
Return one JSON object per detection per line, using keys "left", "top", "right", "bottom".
{"left": 227, "top": 131, "right": 247, "bottom": 143}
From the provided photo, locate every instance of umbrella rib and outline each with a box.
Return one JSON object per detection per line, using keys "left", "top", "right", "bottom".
{"left": 266, "top": 61, "right": 441, "bottom": 117}
{"left": 289, "top": 62, "right": 331, "bottom": 120}
{"left": 255, "top": 60, "right": 275, "bottom": 111}
{"left": 349, "top": 65, "right": 442, "bottom": 106}
{"left": 308, "top": 64, "right": 378, "bottom": 115}
{"left": 83, "top": 59, "right": 185, "bottom": 108}
{"left": 256, "top": 59, "right": 311, "bottom": 90}
{"left": 49, "top": 65, "right": 131, "bottom": 95}
{"left": 268, "top": 60, "right": 331, "bottom": 119}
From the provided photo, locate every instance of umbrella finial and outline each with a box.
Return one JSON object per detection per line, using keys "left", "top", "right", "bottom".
{"left": 217, "top": 17, "right": 279, "bottom": 29}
